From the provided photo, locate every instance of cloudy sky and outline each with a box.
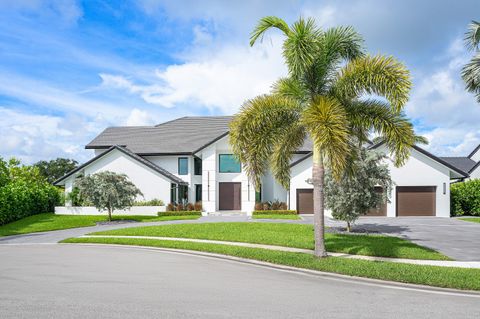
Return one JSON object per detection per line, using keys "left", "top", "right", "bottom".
{"left": 0, "top": 0, "right": 479, "bottom": 163}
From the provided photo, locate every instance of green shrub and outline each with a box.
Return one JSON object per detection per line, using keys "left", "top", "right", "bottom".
{"left": 0, "top": 157, "right": 62, "bottom": 225}
{"left": 252, "top": 210, "right": 297, "bottom": 215}
{"left": 133, "top": 198, "right": 165, "bottom": 206}
{"left": 158, "top": 211, "right": 202, "bottom": 216}
{"left": 254, "top": 200, "right": 288, "bottom": 211}
{"left": 451, "top": 179, "right": 480, "bottom": 216}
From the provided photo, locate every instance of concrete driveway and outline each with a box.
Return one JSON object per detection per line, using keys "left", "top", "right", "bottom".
{"left": 1, "top": 244, "right": 478, "bottom": 319}
{"left": 325, "top": 217, "right": 480, "bottom": 261}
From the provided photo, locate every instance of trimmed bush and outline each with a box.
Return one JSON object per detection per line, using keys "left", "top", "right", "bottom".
{"left": 451, "top": 179, "right": 480, "bottom": 216}
{"left": 0, "top": 158, "right": 62, "bottom": 225}
{"left": 133, "top": 198, "right": 165, "bottom": 206}
{"left": 254, "top": 200, "right": 288, "bottom": 211}
{"left": 253, "top": 210, "right": 297, "bottom": 215}
{"left": 158, "top": 211, "right": 202, "bottom": 217}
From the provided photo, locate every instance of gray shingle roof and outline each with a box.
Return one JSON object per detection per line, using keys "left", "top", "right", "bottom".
{"left": 439, "top": 157, "right": 478, "bottom": 174}
{"left": 86, "top": 116, "right": 313, "bottom": 154}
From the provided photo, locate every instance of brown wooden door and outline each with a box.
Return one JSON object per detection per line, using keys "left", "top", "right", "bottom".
{"left": 366, "top": 187, "right": 387, "bottom": 216}
{"left": 219, "top": 182, "right": 241, "bottom": 210}
{"left": 297, "top": 189, "right": 313, "bottom": 214}
{"left": 396, "top": 186, "right": 436, "bottom": 216}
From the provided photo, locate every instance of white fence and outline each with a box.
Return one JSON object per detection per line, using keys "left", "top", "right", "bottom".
{"left": 55, "top": 206, "right": 166, "bottom": 216}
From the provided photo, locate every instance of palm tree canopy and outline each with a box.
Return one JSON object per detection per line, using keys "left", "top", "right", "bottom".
{"left": 230, "top": 16, "right": 416, "bottom": 189}
{"left": 462, "top": 20, "right": 480, "bottom": 103}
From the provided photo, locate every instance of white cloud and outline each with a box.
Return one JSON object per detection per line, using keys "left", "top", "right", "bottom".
{"left": 100, "top": 35, "right": 286, "bottom": 114}
{"left": 125, "top": 108, "right": 155, "bottom": 126}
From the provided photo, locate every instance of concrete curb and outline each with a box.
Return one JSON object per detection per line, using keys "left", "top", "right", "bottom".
{"left": 59, "top": 242, "right": 480, "bottom": 297}
{"left": 80, "top": 235, "right": 480, "bottom": 269}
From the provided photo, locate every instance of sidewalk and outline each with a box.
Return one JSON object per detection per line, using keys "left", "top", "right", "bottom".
{"left": 79, "top": 235, "right": 480, "bottom": 269}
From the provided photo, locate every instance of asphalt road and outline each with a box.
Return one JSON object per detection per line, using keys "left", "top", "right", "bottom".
{"left": 1, "top": 245, "right": 479, "bottom": 319}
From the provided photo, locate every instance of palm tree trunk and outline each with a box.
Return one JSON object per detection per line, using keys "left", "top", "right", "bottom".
{"left": 312, "top": 147, "right": 327, "bottom": 257}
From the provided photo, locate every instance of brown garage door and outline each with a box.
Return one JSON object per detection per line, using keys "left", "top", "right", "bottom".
{"left": 396, "top": 186, "right": 436, "bottom": 216}
{"left": 366, "top": 187, "right": 387, "bottom": 216}
{"left": 219, "top": 182, "right": 241, "bottom": 210}
{"left": 297, "top": 189, "right": 313, "bottom": 214}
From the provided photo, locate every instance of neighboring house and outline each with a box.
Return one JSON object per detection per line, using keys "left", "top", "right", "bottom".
{"left": 55, "top": 116, "right": 478, "bottom": 217}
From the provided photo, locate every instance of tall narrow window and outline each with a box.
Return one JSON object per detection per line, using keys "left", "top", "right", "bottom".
{"left": 195, "top": 184, "right": 202, "bottom": 202}
{"left": 170, "top": 183, "right": 177, "bottom": 204}
{"left": 178, "top": 157, "right": 188, "bottom": 175}
{"left": 178, "top": 184, "right": 188, "bottom": 202}
{"left": 219, "top": 154, "right": 241, "bottom": 173}
{"left": 194, "top": 157, "right": 202, "bottom": 175}
{"left": 255, "top": 184, "right": 262, "bottom": 202}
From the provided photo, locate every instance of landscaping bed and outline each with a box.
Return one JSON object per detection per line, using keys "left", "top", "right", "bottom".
{"left": 0, "top": 213, "right": 200, "bottom": 237}
{"left": 89, "top": 222, "right": 449, "bottom": 260}
{"left": 252, "top": 210, "right": 299, "bottom": 220}
{"left": 61, "top": 237, "right": 479, "bottom": 291}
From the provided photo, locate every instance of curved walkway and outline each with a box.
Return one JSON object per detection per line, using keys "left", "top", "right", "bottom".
{"left": 79, "top": 234, "right": 480, "bottom": 269}
{"left": 1, "top": 244, "right": 479, "bottom": 319}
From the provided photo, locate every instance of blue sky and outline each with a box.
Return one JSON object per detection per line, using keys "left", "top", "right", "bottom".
{"left": 0, "top": 0, "right": 479, "bottom": 163}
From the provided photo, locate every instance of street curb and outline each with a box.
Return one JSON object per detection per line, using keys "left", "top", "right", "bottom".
{"left": 59, "top": 242, "right": 480, "bottom": 297}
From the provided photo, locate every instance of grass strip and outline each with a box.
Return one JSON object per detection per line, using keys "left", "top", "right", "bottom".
{"left": 459, "top": 218, "right": 480, "bottom": 224}
{"left": 0, "top": 213, "right": 199, "bottom": 236}
{"left": 61, "top": 237, "right": 480, "bottom": 291}
{"left": 91, "top": 222, "right": 449, "bottom": 260}
{"left": 252, "top": 214, "right": 300, "bottom": 220}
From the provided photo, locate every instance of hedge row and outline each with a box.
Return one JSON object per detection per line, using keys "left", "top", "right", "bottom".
{"left": 451, "top": 179, "right": 480, "bottom": 216}
{"left": 158, "top": 211, "right": 202, "bottom": 217}
{"left": 0, "top": 182, "right": 61, "bottom": 225}
{"left": 252, "top": 210, "right": 298, "bottom": 215}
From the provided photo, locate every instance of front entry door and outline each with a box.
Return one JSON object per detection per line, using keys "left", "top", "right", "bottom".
{"left": 219, "top": 182, "right": 241, "bottom": 210}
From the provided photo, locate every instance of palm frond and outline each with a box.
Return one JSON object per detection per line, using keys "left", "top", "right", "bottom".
{"left": 461, "top": 52, "right": 480, "bottom": 103}
{"left": 333, "top": 55, "right": 412, "bottom": 112}
{"left": 250, "top": 16, "right": 291, "bottom": 46}
{"left": 270, "top": 123, "right": 306, "bottom": 189}
{"left": 345, "top": 99, "right": 416, "bottom": 166}
{"left": 301, "top": 96, "right": 350, "bottom": 178}
{"left": 271, "top": 77, "right": 308, "bottom": 104}
{"left": 229, "top": 94, "right": 302, "bottom": 188}
{"left": 465, "top": 20, "right": 480, "bottom": 52}
{"left": 321, "top": 26, "right": 365, "bottom": 61}
{"left": 283, "top": 17, "right": 322, "bottom": 78}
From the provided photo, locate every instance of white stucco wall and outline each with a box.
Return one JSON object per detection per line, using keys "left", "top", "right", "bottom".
{"left": 55, "top": 206, "right": 166, "bottom": 216}
{"left": 469, "top": 166, "right": 480, "bottom": 179}
{"left": 289, "top": 147, "right": 454, "bottom": 218}
{"left": 63, "top": 149, "right": 172, "bottom": 205}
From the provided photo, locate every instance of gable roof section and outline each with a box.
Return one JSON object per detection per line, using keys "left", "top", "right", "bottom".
{"left": 54, "top": 145, "right": 187, "bottom": 186}
{"left": 468, "top": 144, "right": 480, "bottom": 158}
{"left": 439, "top": 157, "right": 478, "bottom": 174}
{"left": 86, "top": 116, "right": 314, "bottom": 155}
{"left": 370, "top": 142, "right": 469, "bottom": 178}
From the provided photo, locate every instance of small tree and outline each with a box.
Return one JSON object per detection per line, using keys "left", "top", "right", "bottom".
{"left": 75, "top": 171, "right": 142, "bottom": 221}
{"left": 324, "top": 148, "right": 393, "bottom": 232}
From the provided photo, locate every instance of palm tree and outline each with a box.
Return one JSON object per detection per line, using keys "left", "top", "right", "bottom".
{"left": 462, "top": 20, "right": 480, "bottom": 102}
{"left": 229, "top": 17, "right": 417, "bottom": 257}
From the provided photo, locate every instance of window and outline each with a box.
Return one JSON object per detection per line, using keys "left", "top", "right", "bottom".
{"left": 195, "top": 184, "right": 202, "bottom": 202}
{"left": 255, "top": 184, "right": 262, "bottom": 202}
{"left": 170, "top": 183, "right": 177, "bottom": 203}
{"left": 178, "top": 157, "right": 188, "bottom": 175}
{"left": 194, "top": 157, "right": 202, "bottom": 175}
{"left": 179, "top": 184, "right": 188, "bottom": 202}
{"left": 219, "top": 154, "right": 241, "bottom": 173}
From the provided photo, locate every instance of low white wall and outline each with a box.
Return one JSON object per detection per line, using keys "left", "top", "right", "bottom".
{"left": 55, "top": 206, "right": 166, "bottom": 216}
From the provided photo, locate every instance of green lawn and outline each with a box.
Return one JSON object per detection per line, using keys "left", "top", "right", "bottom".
{"left": 252, "top": 214, "right": 300, "bottom": 220}
{"left": 90, "top": 222, "right": 449, "bottom": 260}
{"left": 62, "top": 237, "right": 479, "bottom": 291}
{"left": 0, "top": 213, "right": 200, "bottom": 237}
{"left": 459, "top": 217, "right": 480, "bottom": 224}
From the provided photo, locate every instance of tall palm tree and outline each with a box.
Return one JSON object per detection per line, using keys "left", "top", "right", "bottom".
{"left": 229, "top": 17, "right": 417, "bottom": 257}
{"left": 462, "top": 20, "right": 480, "bottom": 102}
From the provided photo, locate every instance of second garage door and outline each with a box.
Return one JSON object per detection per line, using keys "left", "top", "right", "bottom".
{"left": 297, "top": 189, "right": 313, "bottom": 214}
{"left": 219, "top": 182, "right": 241, "bottom": 210}
{"left": 396, "top": 186, "right": 436, "bottom": 216}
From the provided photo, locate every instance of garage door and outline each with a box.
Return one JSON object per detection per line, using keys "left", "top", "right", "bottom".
{"left": 396, "top": 186, "right": 436, "bottom": 216}
{"left": 297, "top": 189, "right": 313, "bottom": 214}
{"left": 366, "top": 187, "right": 387, "bottom": 216}
{"left": 219, "top": 182, "right": 241, "bottom": 210}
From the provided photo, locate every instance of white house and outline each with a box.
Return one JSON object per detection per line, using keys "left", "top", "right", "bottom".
{"left": 55, "top": 116, "right": 478, "bottom": 217}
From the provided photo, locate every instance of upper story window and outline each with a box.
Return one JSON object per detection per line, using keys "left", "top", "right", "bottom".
{"left": 194, "top": 157, "right": 202, "bottom": 175}
{"left": 219, "top": 154, "right": 241, "bottom": 173}
{"left": 178, "top": 157, "right": 188, "bottom": 175}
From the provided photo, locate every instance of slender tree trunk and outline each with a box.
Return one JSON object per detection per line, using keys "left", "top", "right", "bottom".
{"left": 108, "top": 205, "right": 112, "bottom": 222}
{"left": 347, "top": 222, "right": 351, "bottom": 232}
{"left": 312, "top": 147, "right": 327, "bottom": 257}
